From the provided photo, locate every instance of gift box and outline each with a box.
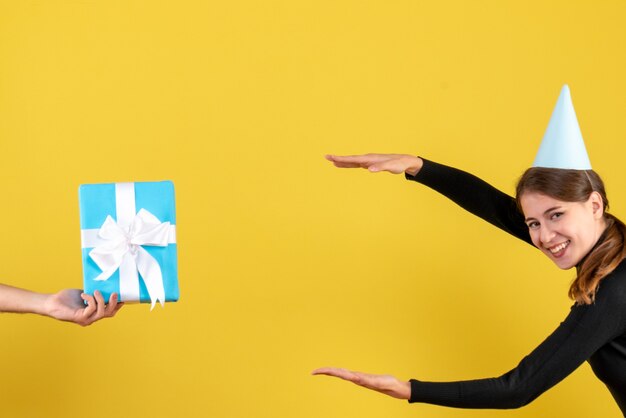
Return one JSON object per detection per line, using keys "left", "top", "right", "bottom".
{"left": 79, "top": 181, "right": 179, "bottom": 308}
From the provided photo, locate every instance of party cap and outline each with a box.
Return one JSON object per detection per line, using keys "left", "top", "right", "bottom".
{"left": 532, "top": 84, "right": 591, "bottom": 169}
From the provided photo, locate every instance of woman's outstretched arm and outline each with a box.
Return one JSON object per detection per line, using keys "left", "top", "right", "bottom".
{"left": 326, "top": 154, "right": 531, "bottom": 245}
{"left": 313, "top": 264, "right": 626, "bottom": 409}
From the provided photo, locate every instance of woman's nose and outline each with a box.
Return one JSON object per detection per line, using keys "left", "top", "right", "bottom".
{"left": 540, "top": 226, "right": 556, "bottom": 244}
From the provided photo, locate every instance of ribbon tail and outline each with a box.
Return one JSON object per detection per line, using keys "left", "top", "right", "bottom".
{"left": 119, "top": 252, "right": 140, "bottom": 302}
{"left": 93, "top": 266, "right": 120, "bottom": 282}
{"left": 135, "top": 247, "right": 166, "bottom": 310}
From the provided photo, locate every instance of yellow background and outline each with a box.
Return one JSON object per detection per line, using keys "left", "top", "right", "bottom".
{"left": 1, "top": 1, "right": 625, "bottom": 417}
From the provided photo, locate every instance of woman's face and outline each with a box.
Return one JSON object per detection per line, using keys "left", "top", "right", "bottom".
{"left": 520, "top": 191, "right": 606, "bottom": 270}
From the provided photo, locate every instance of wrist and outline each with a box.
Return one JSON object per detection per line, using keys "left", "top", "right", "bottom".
{"left": 30, "top": 292, "right": 52, "bottom": 316}
{"left": 399, "top": 380, "right": 411, "bottom": 400}
{"left": 404, "top": 157, "right": 423, "bottom": 176}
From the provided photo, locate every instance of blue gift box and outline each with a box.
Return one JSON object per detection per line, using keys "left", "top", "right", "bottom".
{"left": 79, "top": 181, "right": 179, "bottom": 307}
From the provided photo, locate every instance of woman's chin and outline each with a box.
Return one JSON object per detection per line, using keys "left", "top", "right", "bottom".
{"left": 549, "top": 255, "right": 579, "bottom": 270}
{"left": 554, "top": 261, "right": 575, "bottom": 270}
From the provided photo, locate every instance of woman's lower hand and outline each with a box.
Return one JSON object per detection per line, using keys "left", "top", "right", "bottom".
{"left": 312, "top": 367, "right": 411, "bottom": 400}
{"left": 325, "top": 154, "right": 423, "bottom": 176}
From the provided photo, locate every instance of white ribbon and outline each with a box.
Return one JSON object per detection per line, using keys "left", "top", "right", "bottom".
{"left": 82, "top": 183, "right": 175, "bottom": 309}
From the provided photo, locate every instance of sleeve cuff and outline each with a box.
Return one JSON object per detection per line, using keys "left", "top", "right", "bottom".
{"left": 404, "top": 157, "right": 432, "bottom": 183}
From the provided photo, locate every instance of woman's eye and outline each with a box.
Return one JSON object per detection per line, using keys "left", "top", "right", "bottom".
{"left": 551, "top": 212, "right": 564, "bottom": 220}
{"left": 527, "top": 221, "right": 539, "bottom": 229}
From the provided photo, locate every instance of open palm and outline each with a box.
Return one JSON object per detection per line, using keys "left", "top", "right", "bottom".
{"left": 312, "top": 367, "right": 411, "bottom": 400}
{"left": 325, "top": 153, "right": 423, "bottom": 175}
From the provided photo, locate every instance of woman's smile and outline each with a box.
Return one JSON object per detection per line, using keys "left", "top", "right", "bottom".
{"left": 546, "top": 240, "right": 571, "bottom": 257}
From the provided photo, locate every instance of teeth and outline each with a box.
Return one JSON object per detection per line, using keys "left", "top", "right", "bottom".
{"left": 549, "top": 241, "right": 570, "bottom": 254}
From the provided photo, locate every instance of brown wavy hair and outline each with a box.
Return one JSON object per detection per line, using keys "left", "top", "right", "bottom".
{"left": 516, "top": 168, "right": 626, "bottom": 305}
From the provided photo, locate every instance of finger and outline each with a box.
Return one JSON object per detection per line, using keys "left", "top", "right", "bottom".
{"left": 332, "top": 161, "right": 369, "bottom": 168}
{"left": 312, "top": 367, "right": 357, "bottom": 381}
{"left": 110, "top": 302, "right": 124, "bottom": 317}
{"left": 328, "top": 154, "right": 384, "bottom": 164}
{"left": 312, "top": 366, "right": 341, "bottom": 374}
{"left": 325, "top": 155, "right": 369, "bottom": 168}
{"left": 81, "top": 293, "right": 97, "bottom": 317}
{"left": 312, "top": 366, "right": 341, "bottom": 375}
{"left": 106, "top": 294, "right": 124, "bottom": 317}
{"left": 104, "top": 293, "right": 119, "bottom": 317}
{"left": 93, "top": 290, "right": 106, "bottom": 318}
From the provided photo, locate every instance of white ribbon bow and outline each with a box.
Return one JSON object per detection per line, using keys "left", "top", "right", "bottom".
{"left": 89, "top": 208, "right": 169, "bottom": 309}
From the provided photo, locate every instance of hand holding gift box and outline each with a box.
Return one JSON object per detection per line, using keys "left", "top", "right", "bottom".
{"left": 79, "top": 181, "right": 179, "bottom": 309}
{"left": 0, "top": 284, "right": 122, "bottom": 326}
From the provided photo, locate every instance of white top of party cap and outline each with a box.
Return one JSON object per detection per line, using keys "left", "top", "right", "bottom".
{"left": 532, "top": 84, "right": 592, "bottom": 170}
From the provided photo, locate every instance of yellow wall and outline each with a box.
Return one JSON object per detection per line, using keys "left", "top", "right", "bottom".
{"left": 1, "top": 1, "right": 625, "bottom": 417}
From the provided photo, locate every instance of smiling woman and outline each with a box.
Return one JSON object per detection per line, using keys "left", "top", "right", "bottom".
{"left": 517, "top": 167, "right": 626, "bottom": 303}
{"left": 313, "top": 86, "right": 626, "bottom": 414}
{"left": 314, "top": 154, "right": 626, "bottom": 413}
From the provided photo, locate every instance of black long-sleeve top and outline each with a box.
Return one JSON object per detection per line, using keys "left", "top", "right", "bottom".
{"left": 405, "top": 159, "right": 626, "bottom": 414}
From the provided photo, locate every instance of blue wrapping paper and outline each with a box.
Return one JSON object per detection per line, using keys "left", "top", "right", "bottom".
{"left": 79, "top": 181, "right": 179, "bottom": 305}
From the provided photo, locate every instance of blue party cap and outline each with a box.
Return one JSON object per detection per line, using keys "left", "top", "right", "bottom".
{"left": 532, "top": 85, "right": 592, "bottom": 169}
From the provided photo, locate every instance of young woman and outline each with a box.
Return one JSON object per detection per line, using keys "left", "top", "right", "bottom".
{"left": 313, "top": 153, "right": 626, "bottom": 413}
{"left": 0, "top": 284, "right": 122, "bottom": 326}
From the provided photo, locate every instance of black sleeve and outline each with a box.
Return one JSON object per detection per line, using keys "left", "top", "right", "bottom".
{"left": 406, "top": 158, "right": 532, "bottom": 246}
{"left": 408, "top": 269, "right": 626, "bottom": 409}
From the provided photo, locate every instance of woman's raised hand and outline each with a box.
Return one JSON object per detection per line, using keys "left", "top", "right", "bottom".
{"left": 312, "top": 367, "right": 411, "bottom": 400}
{"left": 325, "top": 154, "right": 423, "bottom": 176}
